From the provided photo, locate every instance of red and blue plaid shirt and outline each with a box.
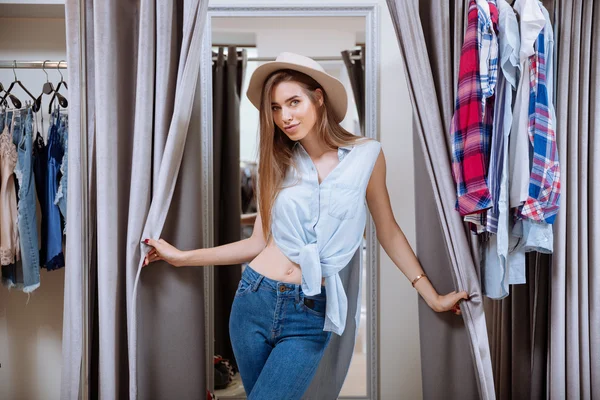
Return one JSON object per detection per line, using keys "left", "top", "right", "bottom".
{"left": 451, "top": 0, "right": 498, "bottom": 220}
{"left": 518, "top": 28, "right": 561, "bottom": 223}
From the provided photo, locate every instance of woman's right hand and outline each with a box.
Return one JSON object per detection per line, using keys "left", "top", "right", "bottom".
{"left": 143, "top": 238, "right": 185, "bottom": 267}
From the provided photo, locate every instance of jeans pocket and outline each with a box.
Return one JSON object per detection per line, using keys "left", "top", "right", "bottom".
{"left": 301, "top": 295, "right": 327, "bottom": 317}
{"left": 234, "top": 278, "right": 253, "bottom": 298}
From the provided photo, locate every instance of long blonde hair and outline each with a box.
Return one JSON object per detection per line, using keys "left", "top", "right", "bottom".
{"left": 257, "top": 69, "right": 366, "bottom": 241}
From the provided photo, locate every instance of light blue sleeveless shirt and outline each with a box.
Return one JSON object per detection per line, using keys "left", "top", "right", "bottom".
{"left": 271, "top": 137, "right": 382, "bottom": 336}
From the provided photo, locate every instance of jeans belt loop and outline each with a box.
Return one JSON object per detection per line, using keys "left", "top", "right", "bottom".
{"left": 251, "top": 275, "right": 264, "bottom": 292}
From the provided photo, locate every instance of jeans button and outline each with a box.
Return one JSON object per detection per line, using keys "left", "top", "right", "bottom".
{"left": 279, "top": 285, "right": 286, "bottom": 292}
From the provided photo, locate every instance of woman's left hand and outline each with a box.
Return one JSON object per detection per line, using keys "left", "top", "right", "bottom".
{"left": 434, "top": 291, "right": 469, "bottom": 315}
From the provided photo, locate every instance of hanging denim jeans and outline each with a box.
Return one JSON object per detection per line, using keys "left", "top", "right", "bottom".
{"left": 43, "top": 111, "right": 65, "bottom": 270}
{"left": 33, "top": 125, "right": 48, "bottom": 266}
{"left": 14, "top": 109, "right": 41, "bottom": 292}
{"left": 54, "top": 115, "right": 68, "bottom": 231}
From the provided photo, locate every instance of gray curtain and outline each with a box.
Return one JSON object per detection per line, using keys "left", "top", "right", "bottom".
{"left": 484, "top": 253, "right": 551, "bottom": 400}
{"left": 62, "top": 0, "right": 209, "bottom": 399}
{"left": 341, "top": 48, "right": 365, "bottom": 135}
{"left": 550, "top": 1, "right": 600, "bottom": 398}
{"left": 212, "top": 46, "right": 246, "bottom": 368}
{"left": 386, "top": 1, "right": 496, "bottom": 399}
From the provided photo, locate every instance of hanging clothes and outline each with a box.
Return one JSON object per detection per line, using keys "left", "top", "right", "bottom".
{"left": 0, "top": 110, "right": 17, "bottom": 288}
{"left": 481, "top": 0, "right": 525, "bottom": 299}
{"left": 55, "top": 115, "right": 68, "bottom": 230}
{"left": 508, "top": 0, "right": 546, "bottom": 207}
{"left": 0, "top": 110, "right": 20, "bottom": 266}
{"left": 511, "top": 1, "right": 557, "bottom": 256}
{"left": 14, "top": 108, "right": 42, "bottom": 292}
{"left": 518, "top": 13, "right": 560, "bottom": 223}
{"left": 447, "top": 0, "right": 561, "bottom": 298}
{"left": 486, "top": 0, "right": 519, "bottom": 235}
{"left": 477, "top": 0, "right": 499, "bottom": 100}
{"left": 482, "top": 0, "right": 558, "bottom": 299}
{"left": 33, "top": 124, "right": 48, "bottom": 265}
{"left": 0, "top": 97, "right": 68, "bottom": 291}
{"left": 464, "top": 0, "right": 500, "bottom": 233}
{"left": 450, "top": 0, "right": 495, "bottom": 224}
{"left": 43, "top": 110, "right": 65, "bottom": 270}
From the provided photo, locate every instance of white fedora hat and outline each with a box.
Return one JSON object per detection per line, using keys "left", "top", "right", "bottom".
{"left": 246, "top": 52, "right": 348, "bottom": 123}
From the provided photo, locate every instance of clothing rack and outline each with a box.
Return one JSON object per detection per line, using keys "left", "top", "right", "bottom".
{"left": 0, "top": 60, "right": 67, "bottom": 69}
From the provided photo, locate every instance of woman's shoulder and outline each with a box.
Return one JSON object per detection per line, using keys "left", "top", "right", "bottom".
{"left": 352, "top": 137, "right": 381, "bottom": 151}
{"left": 353, "top": 136, "right": 379, "bottom": 144}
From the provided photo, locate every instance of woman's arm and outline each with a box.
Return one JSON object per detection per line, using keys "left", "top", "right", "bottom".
{"left": 144, "top": 212, "right": 267, "bottom": 267}
{"left": 366, "top": 149, "right": 469, "bottom": 313}
{"left": 241, "top": 212, "right": 258, "bottom": 226}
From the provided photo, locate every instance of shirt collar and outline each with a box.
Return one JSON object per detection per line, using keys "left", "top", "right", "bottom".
{"left": 293, "top": 141, "right": 354, "bottom": 152}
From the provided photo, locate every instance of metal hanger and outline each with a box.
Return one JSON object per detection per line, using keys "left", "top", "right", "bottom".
{"left": 0, "top": 81, "right": 6, "bottom": 107}
{"left": 0, "top": 60, "right": 37, "bottom": 109}
{"left": 48, "top": 60, "right": 68, "bottom": 113}
{"left": 32, "top": 60, "right": 55, "bottom": 113}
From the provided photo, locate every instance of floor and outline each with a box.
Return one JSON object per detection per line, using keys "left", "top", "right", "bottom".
{"left": 215, "top": 353, "right": 367, "bottom": 399}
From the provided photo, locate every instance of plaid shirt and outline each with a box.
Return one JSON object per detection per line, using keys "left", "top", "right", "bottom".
{"left": 451, "top": 0, "right": 498, "bottom": 222}
{"left": 518, "top": 28, "right": 561, "bottom": 223}
{"left": 479, "top": 0, "right": 499, "bottom": 102}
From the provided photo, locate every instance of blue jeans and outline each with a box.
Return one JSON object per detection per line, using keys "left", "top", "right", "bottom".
{"left": 14, "top": 109, "right": 41, "bottom": 292}
{"left": 55, "top": 116, "right": 68, "bottom": 229}
{"left": 44, "top": 111, "right": 65, "bottom": 270}
{"left": 229, "top": 264, "right": 332, "bottom": 400}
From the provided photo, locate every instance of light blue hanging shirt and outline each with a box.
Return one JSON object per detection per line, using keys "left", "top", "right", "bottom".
{"left": 271, "top": 137, "right": 381, "bottom": 336}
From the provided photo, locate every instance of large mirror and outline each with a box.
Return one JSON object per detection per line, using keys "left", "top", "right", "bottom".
{"left": 200, "top": 5, "right": 379, "bottom": 399}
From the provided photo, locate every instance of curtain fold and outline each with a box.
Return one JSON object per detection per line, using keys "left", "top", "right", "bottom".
{"left": 550, "top": 1, "right": 600, "bottom": 398}
{"left": 62, "top": 0, "right": 96, "bottom": 397}
{"left": 212, "top": 46, "right": 246, "bottom": 369}
{"left": 386, "top": 1, "right": 495, "bottom": 399}
{"left": 341, "top": 48, "right": 365, "bottom": 135}
{"left": 62, "top": 0, "right": 209, "bottom": 398}
{"left": 484, "top": 253, "right": 551, "bottom": 400}
{"left": 414, "top": 135, "right": 480, "bottom": 399}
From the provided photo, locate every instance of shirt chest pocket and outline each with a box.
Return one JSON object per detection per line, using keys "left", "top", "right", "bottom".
{"left": 328, "top": 183, "right": 361, "bottom": 220}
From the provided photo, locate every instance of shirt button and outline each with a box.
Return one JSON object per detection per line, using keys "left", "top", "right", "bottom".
{"left": 279, "top": 285, "right": 286, "bottom": 292}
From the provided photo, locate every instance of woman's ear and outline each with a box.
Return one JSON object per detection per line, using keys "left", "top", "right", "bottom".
{"left": 315, "top": 88, "right": 324, "bottom": 107}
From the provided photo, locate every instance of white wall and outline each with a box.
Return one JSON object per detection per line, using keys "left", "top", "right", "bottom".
{"left": 0, "top": 16, "right": 66, "bottom": 400}
{"left": 209, "top": 2, "right": 421, "bottom": 399}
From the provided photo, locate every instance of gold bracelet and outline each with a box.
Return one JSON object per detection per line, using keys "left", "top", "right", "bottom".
{"left": 411, "top": 273, "right": 427, "bottom": 287}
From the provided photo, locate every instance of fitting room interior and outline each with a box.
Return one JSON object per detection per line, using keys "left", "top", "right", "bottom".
{"left": 0, "top": 1, "right": 597, "bottom": 400}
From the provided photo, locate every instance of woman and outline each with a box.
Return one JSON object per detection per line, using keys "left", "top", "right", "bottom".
{"left": 143, "top": 52, "right": 469, "bottom": 399}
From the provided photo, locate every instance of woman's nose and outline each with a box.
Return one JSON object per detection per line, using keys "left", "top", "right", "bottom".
{"left": 282, "top": 109, "right": 293, "bottom": 121}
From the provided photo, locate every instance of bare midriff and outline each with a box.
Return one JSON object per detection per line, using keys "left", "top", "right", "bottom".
{"left": 249, "top": 237, "right": 326, "bottom": 286}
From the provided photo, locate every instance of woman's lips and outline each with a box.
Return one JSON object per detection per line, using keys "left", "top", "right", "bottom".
{"left": 284, "top": 123, "right": 299, "bottom": 132}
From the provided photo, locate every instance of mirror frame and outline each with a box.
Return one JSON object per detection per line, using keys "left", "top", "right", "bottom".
{"left": 200, "top": 4, "right": 380, "bottom": 399}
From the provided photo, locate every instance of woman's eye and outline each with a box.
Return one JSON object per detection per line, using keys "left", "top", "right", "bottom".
{"left": 272, "top": 106, "right": 280, "bottom": 111}
{"left": 291, "top": 100, "right": 299, "bottom": 106}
